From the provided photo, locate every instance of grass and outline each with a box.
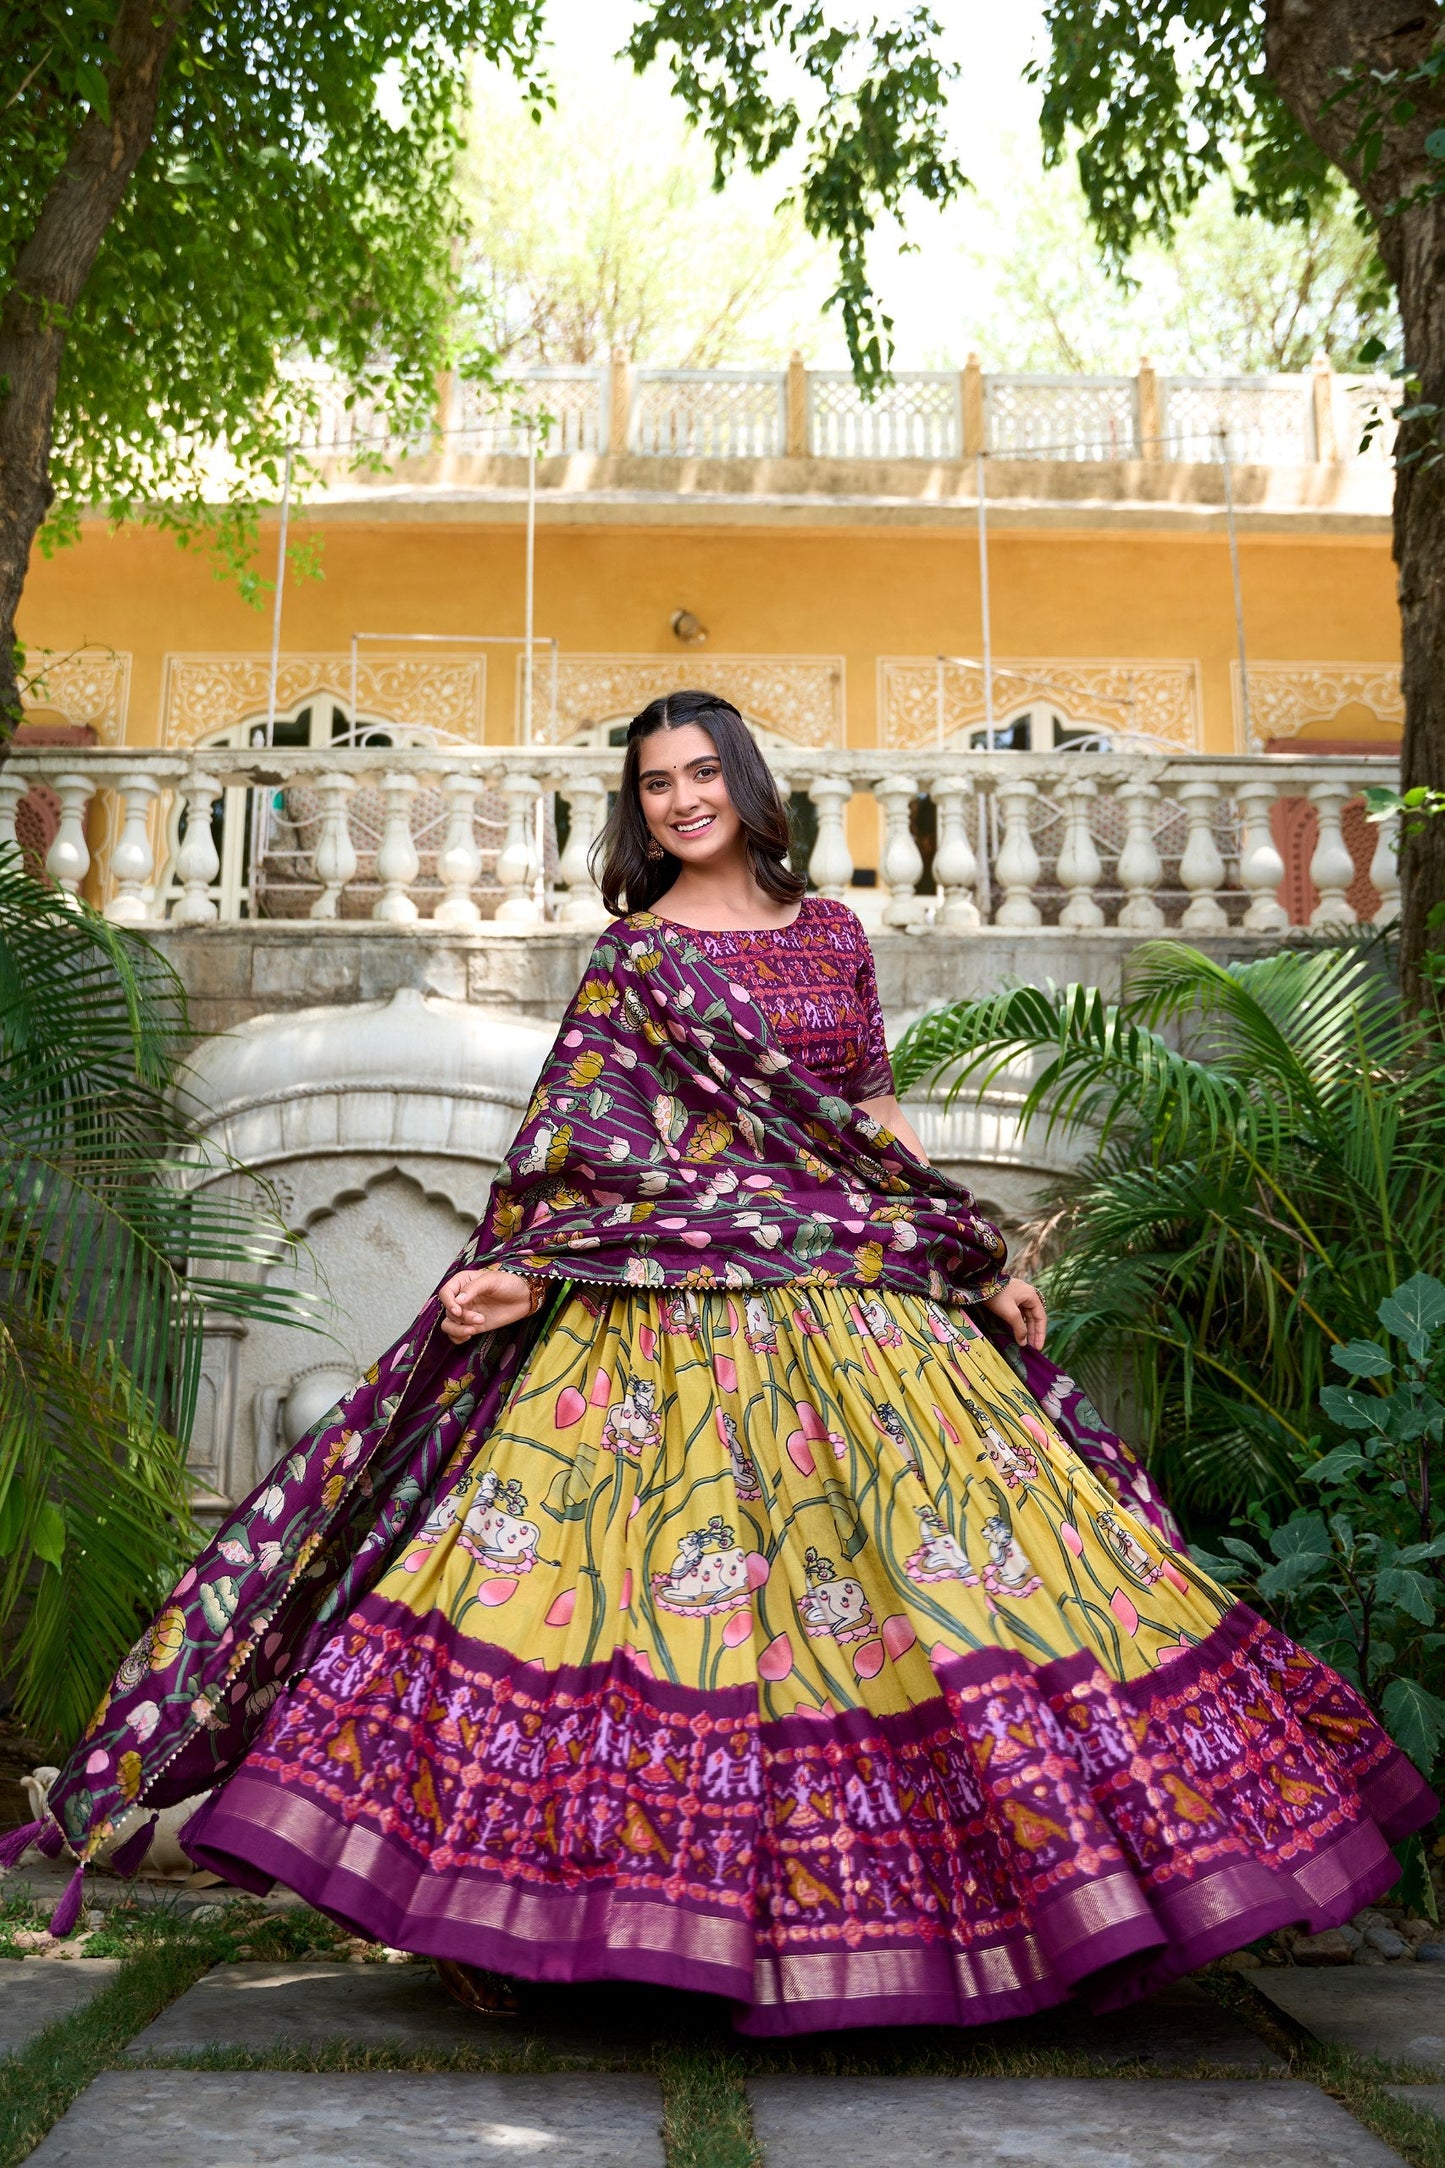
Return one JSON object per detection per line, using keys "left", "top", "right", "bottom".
{"left": 2, "top": 1910, "right": 1445, "bottom": 2168}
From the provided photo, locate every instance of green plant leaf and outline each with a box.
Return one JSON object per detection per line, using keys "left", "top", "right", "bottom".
{"left": 1382, "top": 1676, "right": 1445, "bottom": 1777}
{"left": 1330, "top": 1338, "right": 1393, "bottom": 1377}
{"left": 1319, "top": 1384, "right": 1394, "bottom": 1437}
{"left": 1302, "top": 1445, "right": 1367, "bottom": 1485}
{"left": 1378, "top": 1274, "right": 1445, "bottom": 1362}
{"left": 1190, "top": 1545, "right": 1244, "bottom": 1582}
{"left": 1269, "top": 1513, "right": 1330, "bottom": 1561}
{"left": 31, "top": 1500, "right": 66, "bottom": 1568}
{"left": 1377, "top": 1565, "right": 1437, "bottom": 1626}
{"left": 1257, "top": 1553, "right": 1329, "bottom": 1598}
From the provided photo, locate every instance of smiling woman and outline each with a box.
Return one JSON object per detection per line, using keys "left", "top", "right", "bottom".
{"left": 595, "top": 689, "right": 807, "bottom": 924}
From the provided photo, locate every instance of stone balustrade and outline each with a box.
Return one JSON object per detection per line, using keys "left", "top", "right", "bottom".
{"left": 288, "top": 355, "right": 1397, "bottom": 469}
{"left": 0, "top": 745, "right": 1400, "bottom": 936}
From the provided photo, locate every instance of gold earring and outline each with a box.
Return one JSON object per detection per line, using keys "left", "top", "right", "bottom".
{"left": 646, "top": 839, "right": 664, "bottom": 861}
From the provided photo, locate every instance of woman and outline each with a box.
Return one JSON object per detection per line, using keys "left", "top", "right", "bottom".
{"left": 29, "top": 690, "right": 1434, "bottom": 2033}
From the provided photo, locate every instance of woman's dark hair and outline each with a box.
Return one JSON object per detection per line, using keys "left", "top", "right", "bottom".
{"left": 592, "top": 688, "right": 806, "bottom": 916}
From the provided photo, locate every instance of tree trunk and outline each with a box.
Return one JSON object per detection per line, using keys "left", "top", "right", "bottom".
{"left": 1264, "top": 2, "right": 1445, "bottom": 1014}
{"left": 0, "top": 0, "right": 192, "bottom": 756}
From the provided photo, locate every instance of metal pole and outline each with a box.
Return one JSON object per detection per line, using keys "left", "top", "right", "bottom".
{"left": 522, "top": 416, "right": 537, "bottom": 747}
{"left": 976, "top": 449, "right": 995, "bottom": 743}
{"left": 936, "top": 654, "right": 944, "bottom": 750}
{"left": 349, "top": 633, "right": 359, "bottom": 740}
{"left": 1220, "top": 427, "right": 1254, "bottom": 750}
{"left": 264, "top": 444, "right": 294, "bottom": 746}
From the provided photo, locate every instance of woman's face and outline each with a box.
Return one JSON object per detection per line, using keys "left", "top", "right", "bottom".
{"left": 637, "top": 723, "right": 744, "bottom": 871}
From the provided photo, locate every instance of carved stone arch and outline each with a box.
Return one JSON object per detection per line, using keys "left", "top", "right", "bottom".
{"left": 525, "top": 654, "right": 845, "bottom": 749}
{"left": 160, "top": 652, "right": 486, "bottom": 746}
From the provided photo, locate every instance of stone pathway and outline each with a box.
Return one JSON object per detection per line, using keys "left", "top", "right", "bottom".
{"left": 0, "top": 1960, "right": 120, "bottom": 2055}
{"left": 25, "top": 2071, "right": 667, "bottom": 2167}
{"left": 7, "top": 1946, "right": 1445, "bottom": 2164}
{"left": 748, "top": 2076, "right": 1404, "bottom": 2166}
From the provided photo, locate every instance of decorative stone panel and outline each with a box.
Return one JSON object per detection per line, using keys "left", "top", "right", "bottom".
{"left": 1234, "top": 661, "right": 1403, "bottom": 750}
{"left": 20, "top": 648, "right": 131, "bottom": 743}
{"left": 160, "top": 652, "right": 486, "bottom": 746}
{"left": 526, "top": 654, "right": 846, "bottom": 748}
{"left": 879, "top": 657, "right": 1201, "bottom": 751}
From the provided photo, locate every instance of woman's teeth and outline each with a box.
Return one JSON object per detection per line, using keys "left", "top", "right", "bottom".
{"left": 673, "top": 815, "right": 715, "bottom": 836}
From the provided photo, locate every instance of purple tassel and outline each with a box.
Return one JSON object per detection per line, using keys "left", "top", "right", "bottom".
{"left": 0, "top": 1819, "right": 46, "bottom": 1869}
{"left": 34, "top": 1818, "right": 65, "bottom": 1859}
{"left": 108, "top": 1813, "right": 158, "bottom": 1879}
{"left": 47, "top": 1860, "right": 85, "bottom": 1939}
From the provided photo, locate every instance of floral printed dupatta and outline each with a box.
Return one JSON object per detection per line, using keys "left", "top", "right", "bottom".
{"left": 35, "top": 910, "right": 1178, "bottom": 1908}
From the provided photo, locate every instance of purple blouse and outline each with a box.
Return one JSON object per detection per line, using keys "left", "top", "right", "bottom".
{"left": 686, "top": 895, "right": 894, "bottom": 1101}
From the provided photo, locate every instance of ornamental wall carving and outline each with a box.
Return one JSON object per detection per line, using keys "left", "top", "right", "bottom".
{"left": 20, "top": 649, "right": 131, "bottom": 743}
{"left": 523, "top": 654, "right": 846, "bottom": 748}
{"left": 160, "top": 653, "right": 487, "bottom": 746}
{"left": 879, "top": 657, "right": 1202, "bottom": 751}
{"left": 1232, "top": 661, "right": 1403, "bottom": 748}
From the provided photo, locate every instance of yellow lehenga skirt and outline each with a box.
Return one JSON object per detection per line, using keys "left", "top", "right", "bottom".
{"left": 184, "top": 1285, "right": 1428, "bottom": 2034}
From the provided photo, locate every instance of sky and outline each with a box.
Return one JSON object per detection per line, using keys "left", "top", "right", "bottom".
{"left": 494, "top": 0, "right": 1055, "bottom": 368}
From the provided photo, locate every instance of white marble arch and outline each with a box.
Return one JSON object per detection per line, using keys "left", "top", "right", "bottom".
{"left": 183, "top": 987, "right": 554, "bottom": 1508}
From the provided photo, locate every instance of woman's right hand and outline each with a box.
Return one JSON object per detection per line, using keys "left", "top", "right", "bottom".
{"left": 438, "top": 1268, "right": 538, "bottom": 1343}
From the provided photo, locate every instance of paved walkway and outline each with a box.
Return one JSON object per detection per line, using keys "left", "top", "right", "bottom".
{"left": 7, "top": 1936, "right": 1445, "bottom": 2165}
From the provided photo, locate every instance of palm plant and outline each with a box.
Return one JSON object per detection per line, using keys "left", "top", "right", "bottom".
{"left": 893, "top": 940, "right": 1445, "bottom": 1529}
{"left": 0, "top": 845, "right": 314, "bottom": 1744}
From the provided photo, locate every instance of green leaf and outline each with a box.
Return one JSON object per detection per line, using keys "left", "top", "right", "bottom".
{"left": 1426, "top": 126, "right": 1445, "bottom": 161}
{"left": 1219, "top": 1536, "right": 1266, "bottom": 1569}
{"left": 1330, "top": 1338, "right": 1393, "bottom": 1378}
{"left": 1378, "top": 1274, "right": 1445, "bottom": 1361}
{"left": 1257, "top": 1553, "right": 1329, "bottom": 1598}
{"left": 1190, "top": 1546, "right": 1244, "bottom": 1582}
{"left": 1393, "top": 1834, "right": 1439, "bottom": 1922}
{"left": 1269, "top": 1514, "right": 1330, "bottom": 1562}
{"left": 1382, "top": 1676, "right": 1445, "bottom": 1777}
{"left": 1302, "top": 1446, "right": 1367, "bottom": 1486}
{"left": 1319, "top": 1384, "right": 1393, "bottom": 1436}
{"left": 1376, "top": 1565, "right": 1437, "bottom": 1626}
{"left": 31, "top": 1501, "right": 66, "bottom": 1568}
{"left": 0, "top": 1484, "right": 21, "bottom": 1558}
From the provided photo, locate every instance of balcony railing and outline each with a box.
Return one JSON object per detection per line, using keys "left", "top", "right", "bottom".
{"left": 282, "top": 354, "right": 1397, "bottom": 468}
{"left": 1, "top": 745, "right": 1400, "bottom": 938}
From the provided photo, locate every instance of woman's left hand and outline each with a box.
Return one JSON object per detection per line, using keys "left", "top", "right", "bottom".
{"left": 982, "top": 1276, "right": 1047, "bottom": 1350}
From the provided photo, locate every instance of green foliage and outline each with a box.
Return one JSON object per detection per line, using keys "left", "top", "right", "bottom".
{"left": 0, "top": 847, "right": 316, "bottom": 1741}
{"left": 1034, "top": 2, "right": 1337, "bottom": 263}
{"left": 1191, "top": 1274, "right": 1445, "bottom": 1785}
{"left": 893, "top": 942, "right": 1445, "bottom": 1522}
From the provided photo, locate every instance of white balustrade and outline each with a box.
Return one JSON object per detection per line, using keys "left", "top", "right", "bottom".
{"left": 993, "top": 780, "right": 1043, "bottom": 929}
{"left": 1053, "top": 774, "right": 1104, "bottom": 930}
{"left": 805, "top": 775, "right": 854, "bottom": 900}
{"left": 1308, "top": 779, "right": 1358, "bottom": 927}
{"left": 494, "top": 770, "right": 543, "bottom": 923}
{"left": 876, "top": 774, "right": 924, "bottom": 931}
{"left": 433, "top": 772, "right": 484, "bottom": 927}
{"left": 45, "top": 772, "right": 94, "bottom": 899}
{"left": 1235, "top": 777, "right": 1288, "bottom": 934}
{"left": 104, "top": 770, "right": 160, "bottom": 924}
{"left": 554, "top": 777, "right": 610, "bottom": 925}
{"left": 373, "top": 772, "right": 421, "bottom": 923}
{"left": 1368, "top": 805, "right": 1400, "bottom": 924}
{"left": 0, "top": 744, "right": 1403, "bottom": 940}
{"left": 308, "top": 772, "right": 358, "bottom": 921}
{"left": 930, "top": 776, "right": 980, "bottom": 931}
{"left": 1174, "top": 780, "right": 1229, "bottom": 933}
{"left": 1114, "top": 779, "right": 1165, "bottom": 932}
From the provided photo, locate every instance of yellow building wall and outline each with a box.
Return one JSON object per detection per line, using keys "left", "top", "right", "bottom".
{"left": 18, "top": 509, "right": 1399, "bottom": 759}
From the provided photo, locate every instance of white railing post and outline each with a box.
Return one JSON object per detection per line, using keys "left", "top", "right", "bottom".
{"left": 804, "top": 776, "right": 854, "bottom": 900}
{"left": 1115, "top": 779, "right": 1165, "bottom": 931}
{"left": 930, "top": 775, "right": 980, "bottom": 930}
{"left": 1368, "top": 804, "right": 1400, "bottom": 926}
{"left": 172, "top": 771, "right": 223, "bottom": 925}
{"left": 0, "top": 771, "right": 25, "bottom": 857}
{"left": 495, "top": 771, "right": 542, "bottom": 923}
{"left": 875, "top": 774, "right": 924, "bottom": 931}
{"left": 433, "top": 771, "right": 483, "bottom": 926}
{"left": 1174, "top": 780, "right": 1229, "bottom": 932}
{"left": 373, "top": 772, "right": 421, "bottom": 922}
{"left": 556, "top": 776, "right": 610, "bottom": 925}
{"left": 1308, "top": 779, "right": 1357, "bottom": 927}
{"left": 45, "top": 772, "right": 93, "bottom": 900}
{"left": 1235, "top": 776, "right": 1288, "bottom": 934}
{"left": 992, "top": 779, "right": 1042, "bottom": 928}
{"left": 308, "top": 772, "right": 358, "bottom": 920}
{"left": 1053, "top": 773, "right": 1104, "bottom": 929}
{"left": 104, "top": 769, "right": 160, "bottom": 923}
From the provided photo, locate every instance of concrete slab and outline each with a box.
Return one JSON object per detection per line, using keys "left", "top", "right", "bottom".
{"left": 1385, "top": 2085, "right": 1445, "bottom": 2119}
{"left": 1006, "top": 1980, "right": 1281, "bottom": 2068}
{"left": 748, "top": 2077, "right": 1405, "bottom": 2167}
{"left": 124, "top": 1962, "right": 696, "bottom": 2058}
{"left": 1256, "top": 1969, "right": 1445, "bottom": 2067}
{"left": 27, "top": 2070, "right": 666, "bottom": 2167}
{"left": 0, "top": 1959, "right": 120, "bottom": 2056}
